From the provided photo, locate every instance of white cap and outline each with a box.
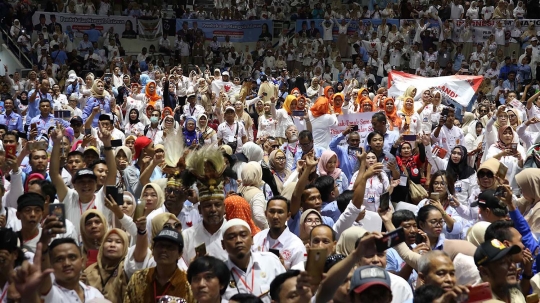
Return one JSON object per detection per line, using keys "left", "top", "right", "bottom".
{"left": 222, "top": 71, "right": 229, "bottom": 76}
{"left": 186, "top": 87, "right": 196, "bottom": 98}
{"left": 222, "top": 218, "right": 251, "bottom": 237}
{"left": 532, "top": 37, "right": 538, "bottom": 42}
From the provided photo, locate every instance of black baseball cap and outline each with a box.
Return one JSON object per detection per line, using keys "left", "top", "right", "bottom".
{"left": 349, "top": 266, "right": 391, "bottom": 294}
{"left": 153, "top": 228, "right": 184, "bottom": 251}
{"left": 470, "top": 189, "right": 505, "bottom": 209}
{"left": 474, "top": 239, "right": 521, "bottom": 266}
{"left": 72, "top": 168, "right": 97, "bottom": 183}
{"left": 70, "top": 116, "right": 83, "bottom": 124}
{"left": 99, "top": 113, "right": 113, "bottom": 122}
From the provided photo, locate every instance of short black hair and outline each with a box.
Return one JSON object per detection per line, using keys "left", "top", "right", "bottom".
{"left": 392, "top": 210, "right": 416, "bottom": 227}
{"left": 88, "top": 159, "right": 107, "bottom": 170}
{"left": 298, "top": 130, "right": 313, "bottom": 141}
{"left": 270, "top": 270, "right": 300, "bottom": 302}
{"left": 314, "top": 175, "right": 335, "bottom": 202}
{"left": 372, "top": 112, "right": 387, "bottom": 124}
{"left": 67, "top": 150, "right": 84, "bottom": 159}
{"left": 413, "top": 284, "right": 445, "bottom": 303}
{"left": 417, "top": 205, "right": 439, "bottom": 224}
{"left": 2, "top": 131, "right": 18, "bottom": 141}
{"left": 367, "top": 131, "right": 385, "bottom": 145}
{"left": 229, "top": 293, "right": 263, "bottom": 303}
{"left": 39, "top": 180, "right": 56, "bottom": 203}
{"left": 484, "top": 220, "right": 516, "bottom": 243}
{"left": 310, "top": 224, "right": 336, "bottom": 241}
{"left": 187, "top": 256, "right": 230, "bottom": 295}
{"left": 39, "top": 98, "right": 51, "bottom": 105}
{"left": 336, "top": 190, "right": 353, "bottom": 213}
{"left": 49, "top": 238, "right": 80, "bottom": 258}
{"left": 266, "top": 196, "right": 290, "bottom": 212}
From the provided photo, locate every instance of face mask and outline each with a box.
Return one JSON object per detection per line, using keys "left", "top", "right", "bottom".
{"left": 150, "top": 116, "right": 159, "bottom": 124}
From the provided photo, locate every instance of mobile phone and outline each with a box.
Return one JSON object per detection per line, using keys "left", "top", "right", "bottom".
{"left": 106, "top": 185, "right": 123, "bottom": 205}
{"left": 306, "top": 248, "right": 328, "bottom": 285}
{"left": 430, "top": 192, "right": 440, "bottom": 201}
{"left": 29, "top": 141, "right": 48, "bottom": 151}
{"left": 54, "top": 110, "right": 71, "bottom": 119}
{"left": 195, "top": 243, "right": 207, "bottom": 257}
{"left": 84, "top": 128, "right": 92, "bottom": 136}
{"left": 511, "top": 143, "right": 518, "bottom": 154}
{"left": 351, "top": 125, "right": 359, "bottom": 131}
{"left": 134, "top": 199, "right": 146, "bottom": 220}
{"left": 110, "top": 139, "right": 122, "bottom": 147}
{"left": 375, "top": 227, "right": 406, "bottom": 253}
{"left": 31, "top": 122, "right": 37, "bottom": 131}
{"left": 49, "top": 204, "right": 66, "bottom": 229}
{"left": 494, "top": 185, "right": 505, "bottom": 197}
{"left": 269, "top": 248, "right": 280, "bottom": 257}
{"left": 467, "top": 282, "right": 493, "bottom": 303}
{"left": 403, "top": 134, "right": 417, "bottom": 141}
{"left": 526, "top": 293, "right": 539, "bottom": 303}
{"left": 432, "top": 145, "right": 448, "bottom": 159}
{"left": 496, "top": 162, "right": 508, "bottom": 179}
{"left": 415, "top": 233, "right": 424, "bottom": 245}
{"left": 441, "top": 108, "right": 449, "bottom": 121}
{"left": 104, "top": 73, "right": 112, "bottom": 79}
{"left": 4, "top": 144, "right": 16, "bottom": 159}
{"left": 379, "top": 191, "right": 390, "bottom": 211}
{"left": 292, "top": 110, "right": 305, "bottom": 116}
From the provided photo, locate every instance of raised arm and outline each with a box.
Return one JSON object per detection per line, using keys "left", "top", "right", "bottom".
{"left": 290, "top": 152, "right": 318, "bottom": 217}
{"left": 50, "top": 124, "right": 69, "bottom": 202}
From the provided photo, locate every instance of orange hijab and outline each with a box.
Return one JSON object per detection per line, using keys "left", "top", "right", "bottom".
{"left": 311, "top": 96, "right": 330, "bottom": 118}
{"left": 374, "top": 88, "right": 386, "bottom": 111}
{"left": 355, "top": 88, "right": 369, "bottom": 105}
{"left": 400, "top": 97, "right": 416, "bottom": 117}
{"left": 384, "top": 97, "right": 402, "bottom": 131}
{"left": 145, "top": 81, "right": 161, "bottom": 107}
{"left": 333, "top": 93, "right": 345, "bottom": 115}
{"left": 359, "top": 98, "right": 375, "bottom": 113}
{"left": 161, "top": 106, "right": 173, "bottom": 120}
{"left": 224, "top": 194, "right": 261, "bottom": 236}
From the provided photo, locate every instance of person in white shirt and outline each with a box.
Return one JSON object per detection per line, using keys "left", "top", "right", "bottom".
{"left": 481, "top": 4, "right": 495, "bottom": 20}
{"left": 431, "top": 107, "right": 464, "bottom": 160}
{"left": 158, "top": 33, "right": 172, "bottom": 55}
{"left": 222, "top": 219, "right": 286, "bottom": 303}
{"left": 39, "top": 238, "right": 105, "bottom": 303}
{"left": 217, "top": 107, "right": 248, "bottom": 153}
{"left": 450, "top": 0, "right": 464, "bottom": 19}
{"left": 252, "top": 196, "right": 306, "bottom": 270}
{"left": 182, "top": 182, "right": 229, "bottom": 266}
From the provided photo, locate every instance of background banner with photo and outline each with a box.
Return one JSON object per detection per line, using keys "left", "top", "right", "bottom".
{"left": 295, "top": 19, "right": 400, "bottom": 39}
{"left": 32, "top": 12, "right": 137, "bottom": 38}
{"left": 137, "top": 17, "right": 163, "bottom": 39}
{"left": 387, "top": 71, "right": 483, "bottom": 109}
{"left": 330, "top": 112, "right": 375, "bottom": 144}
{"left": 162, "top": 18, "right": 177, "bottom": 36}
{"left": 175, "top": 20, "right": 273, "bottom": 43}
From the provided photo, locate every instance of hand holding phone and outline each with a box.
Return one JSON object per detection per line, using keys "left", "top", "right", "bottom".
{"left": 195, "top": 243, "right": 207, "bottom": 257}
{"left": 375, "top": 227, "right": 406, "bottom": 253}
{"left": 49, "top": 204, "right": 66, "bottom": 229}
{"left": 306, "top": 248, "right": 328, "bottom": 285}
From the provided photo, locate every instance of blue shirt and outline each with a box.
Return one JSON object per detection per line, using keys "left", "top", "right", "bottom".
{"left": 386, "top": 247, "right": 418, "bottom": 288}
{"left": 499, "top": 64, "right": 517, "bottom": 80}
{"left": 509, "top": 209, "right": 538, "bottom": 274}
{"left": 82, "top": 96, "right": 111, "bottom": 127}
{"left": 28, "top": 114, "right": 70, "bottom": 139}
{"left": 0, "top": 112, "right": 23, "bottom": 132}
{"left": 51, "top": 50, "right": 68, "bottom": 65}
{"left": 321, "top": 201, "right": 341, "bottom": 222}
{"left": 287, "top": 210, "right": 335, "bottom": 236}
{"left": 329, "top": 133, "right": 360, "bottom": 180}
{"left": 27, "top": 91, "right": 53, "bottom": 126}
{"left": 84, "top": 29, "right": 101, "bottom": 43}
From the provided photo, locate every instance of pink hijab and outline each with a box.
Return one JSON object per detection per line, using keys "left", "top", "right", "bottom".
{"left": 317, "top": 150, "right": 342, "bottom": 180}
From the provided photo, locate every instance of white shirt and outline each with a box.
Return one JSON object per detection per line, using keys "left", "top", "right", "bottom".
{"left": 41, "top": 281, "right": 104, "bottom": 303}
{"left": 309, "top": 111, "right": 338, "bottom": 149}
{"left": 0, "top": 206, "right": 20, "bottom": 231}
{"left": 389, "top": 272, "right": 414, "bottom": 303}
{"left": 182, "top": 219, "right": 228, "bottom": 266}
{"left": 223, "top": 252, "right": 286, "bottom": 303}
{"left": 62, "top": 187, "right": 108, "bottom": 236}
{"left": 431, "top": 125, "right": 464, "bottom": 159}
{"left": 252, "top": 227, "right": 306, "bottom": 270}
{"left": 182, "top": 104, "right": 205, "bottom": 120}
{"left": 217, "top": 122, "right": 248, "bottom": 153}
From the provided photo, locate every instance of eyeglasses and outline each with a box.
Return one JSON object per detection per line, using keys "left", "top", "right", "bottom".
{"left": 508, "top": 114, "right": 516, "bottom": 119}
{"left": 477, "top": 171, "right": 494, "bottom": 178}
{"left": 165, "top": 119, "right": 174, "bottom": 123}
{"left": 165, "top": 187, "right": 182, "bottom": 195}
{"left": 427, "top": 219, "right": 444, "bottom": 227}
{"left": 305, "top": 218, "right": 321, "bottom": 225}
{"left": 275, "top": 156, "right": 286, "bottom": 161}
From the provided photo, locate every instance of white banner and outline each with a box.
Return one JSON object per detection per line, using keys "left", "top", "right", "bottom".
{"left": 32, "top": 12, "right": 138, "bottom": 39}
{"left": 330, "top": 112, "right": 375, "bottom": 145}
{"left": 387, "top": 71, "right": 483, "bottom": 108}
{"left": 137, "top": 18, "right": 163, "bottom": 40}
{"left": 211, "top": 80, "right": 241, "bottom": 99}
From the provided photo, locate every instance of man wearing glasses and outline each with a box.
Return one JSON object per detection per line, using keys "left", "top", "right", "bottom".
{"left": 292, "top": 130, "right": 325, "bottom": 170}
{"left": 146, "top": 175, "right": 201, "bottom": 239}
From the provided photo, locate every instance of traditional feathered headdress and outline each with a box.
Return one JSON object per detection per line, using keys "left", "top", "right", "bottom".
{"left": 184, "top": 145, "right": 227, "bottom": 191}
{"left": 163, "top": 126, "right": 186, "bottom": 173}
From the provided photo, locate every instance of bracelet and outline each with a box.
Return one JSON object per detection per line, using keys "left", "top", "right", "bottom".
{"left": 137, "top": 229, "right": 147, "bottom": 235}
{"left": 103, "top": 146, "right": 113, "bottom": 151}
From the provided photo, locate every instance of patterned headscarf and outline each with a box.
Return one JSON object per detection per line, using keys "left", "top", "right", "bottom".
{"left": 224, "top": 194, "right": 260, "bottom": 236}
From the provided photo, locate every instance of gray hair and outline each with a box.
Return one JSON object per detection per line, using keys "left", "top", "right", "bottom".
{"left": 418, "top": 250, "right": 451, "bottom": 275}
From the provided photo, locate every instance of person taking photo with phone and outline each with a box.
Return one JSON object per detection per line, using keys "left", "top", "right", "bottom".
{"left": 329, "top": 125, "right": 362, "bottom": 181}
{"left": 431, "top": 107, "right": 464, "bottom": 160}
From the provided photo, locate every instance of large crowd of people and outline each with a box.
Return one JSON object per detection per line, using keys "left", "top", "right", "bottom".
{"left": 0, "top": 0, "right": 539, "bottom": 303}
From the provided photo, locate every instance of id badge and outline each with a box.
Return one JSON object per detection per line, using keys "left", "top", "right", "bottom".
{"left": 228, "top": 135, "right": 235, "bottom": 142}
{"left": 400, "top": 175, "right": 408, "bottom": 186}
{"left": 455, "top": 181, "right": 462, "bottom": 193}
{"left": 367, "top": 190, "right": 376, "bottom": 203}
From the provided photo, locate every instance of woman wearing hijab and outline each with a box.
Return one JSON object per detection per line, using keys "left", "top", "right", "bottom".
{"left": 383, "top": 97, "right": 402, "bottom": 132}
{"left": 84, "top": 228, "right": 129, "bottom": 303}
{"left": 461, "top": 112, "right": 475, "bottom": 136}
{"left": 238, "top": 161, "right": 269, "bottom": 230}
{"left": 464, "top": 120, "right": 485, "bottom": 168}
{"left": 399, "top": 97, "right": 422, "bottom": 137}
{"left": 124, "top": 108, "right": 145, "bottom": 136}
{"left": 144, "top": 80, "right": 162, "bottom": 111}
{"left": 466, "top": 221, "right": 490, "bottom": 247}
{"left": 507, "top": 107, "right": 523, "bottom": 131}
{"left": 389, "top": 136, "right": 427, "bottom": 204}
{"left": 318, "top": 150, "right": 349, "bottom": 194}
{"left": 183, "top": 117, "right": 200, "bottom": 147}
{"left": 274, "top": 95, "right": 296, "bottom": 143}
{"left": 309, "top": 95, "right": 338, "bottom": 149}
{"left": 299, "top": 209, "right": 323, "bottom": 244}
{"left": 482, "top": 105, "right": 513, "bottom": 162}
{"left": 196, "top": 113, "right": 217, "bottom": 145}
{"left": 486, "top": 125, "right": 526, "bottom": 194}
{"left": 104, "top": 190, "right": 137, "bottom": 243}
{"left": 515, "top": 169, "right": 540, "bottom": 236}
{"left": 82, "top": 79, "right": 111, "bottom": 127}
{"left": 332, "top": 93, "right": 345, "bottom": 115}
{"left": 269, "top": 149, "right": 292, "bottom": 193}
{"left": 115, "top": 146, "right": 132, "bottom": 191}
{"left": 224, "top": 194, "right": 261, "bottom": 236}
{"left": 306, "top": 77, "right": 322, "bottom": 101}
{"left": 335, "top": 226, "right": 368, "bottom": 256}
{"left": 258, "top": 100, "right": 278, "bottom": 139}
{"left": 396, "top": 85, "right": 417, "bottom": 110}
{"left": 80, "top": 209, "right": 109, "bottom": 269}
{"left": 140, "top": 183, "right": 165, "bottom": 217}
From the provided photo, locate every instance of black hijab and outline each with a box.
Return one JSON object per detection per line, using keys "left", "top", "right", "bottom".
{"left": 128, "top": 108, "right": 140, "bottom": 124}
{"left": 446, "top": 145, "right": 475, "bottom": 180}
